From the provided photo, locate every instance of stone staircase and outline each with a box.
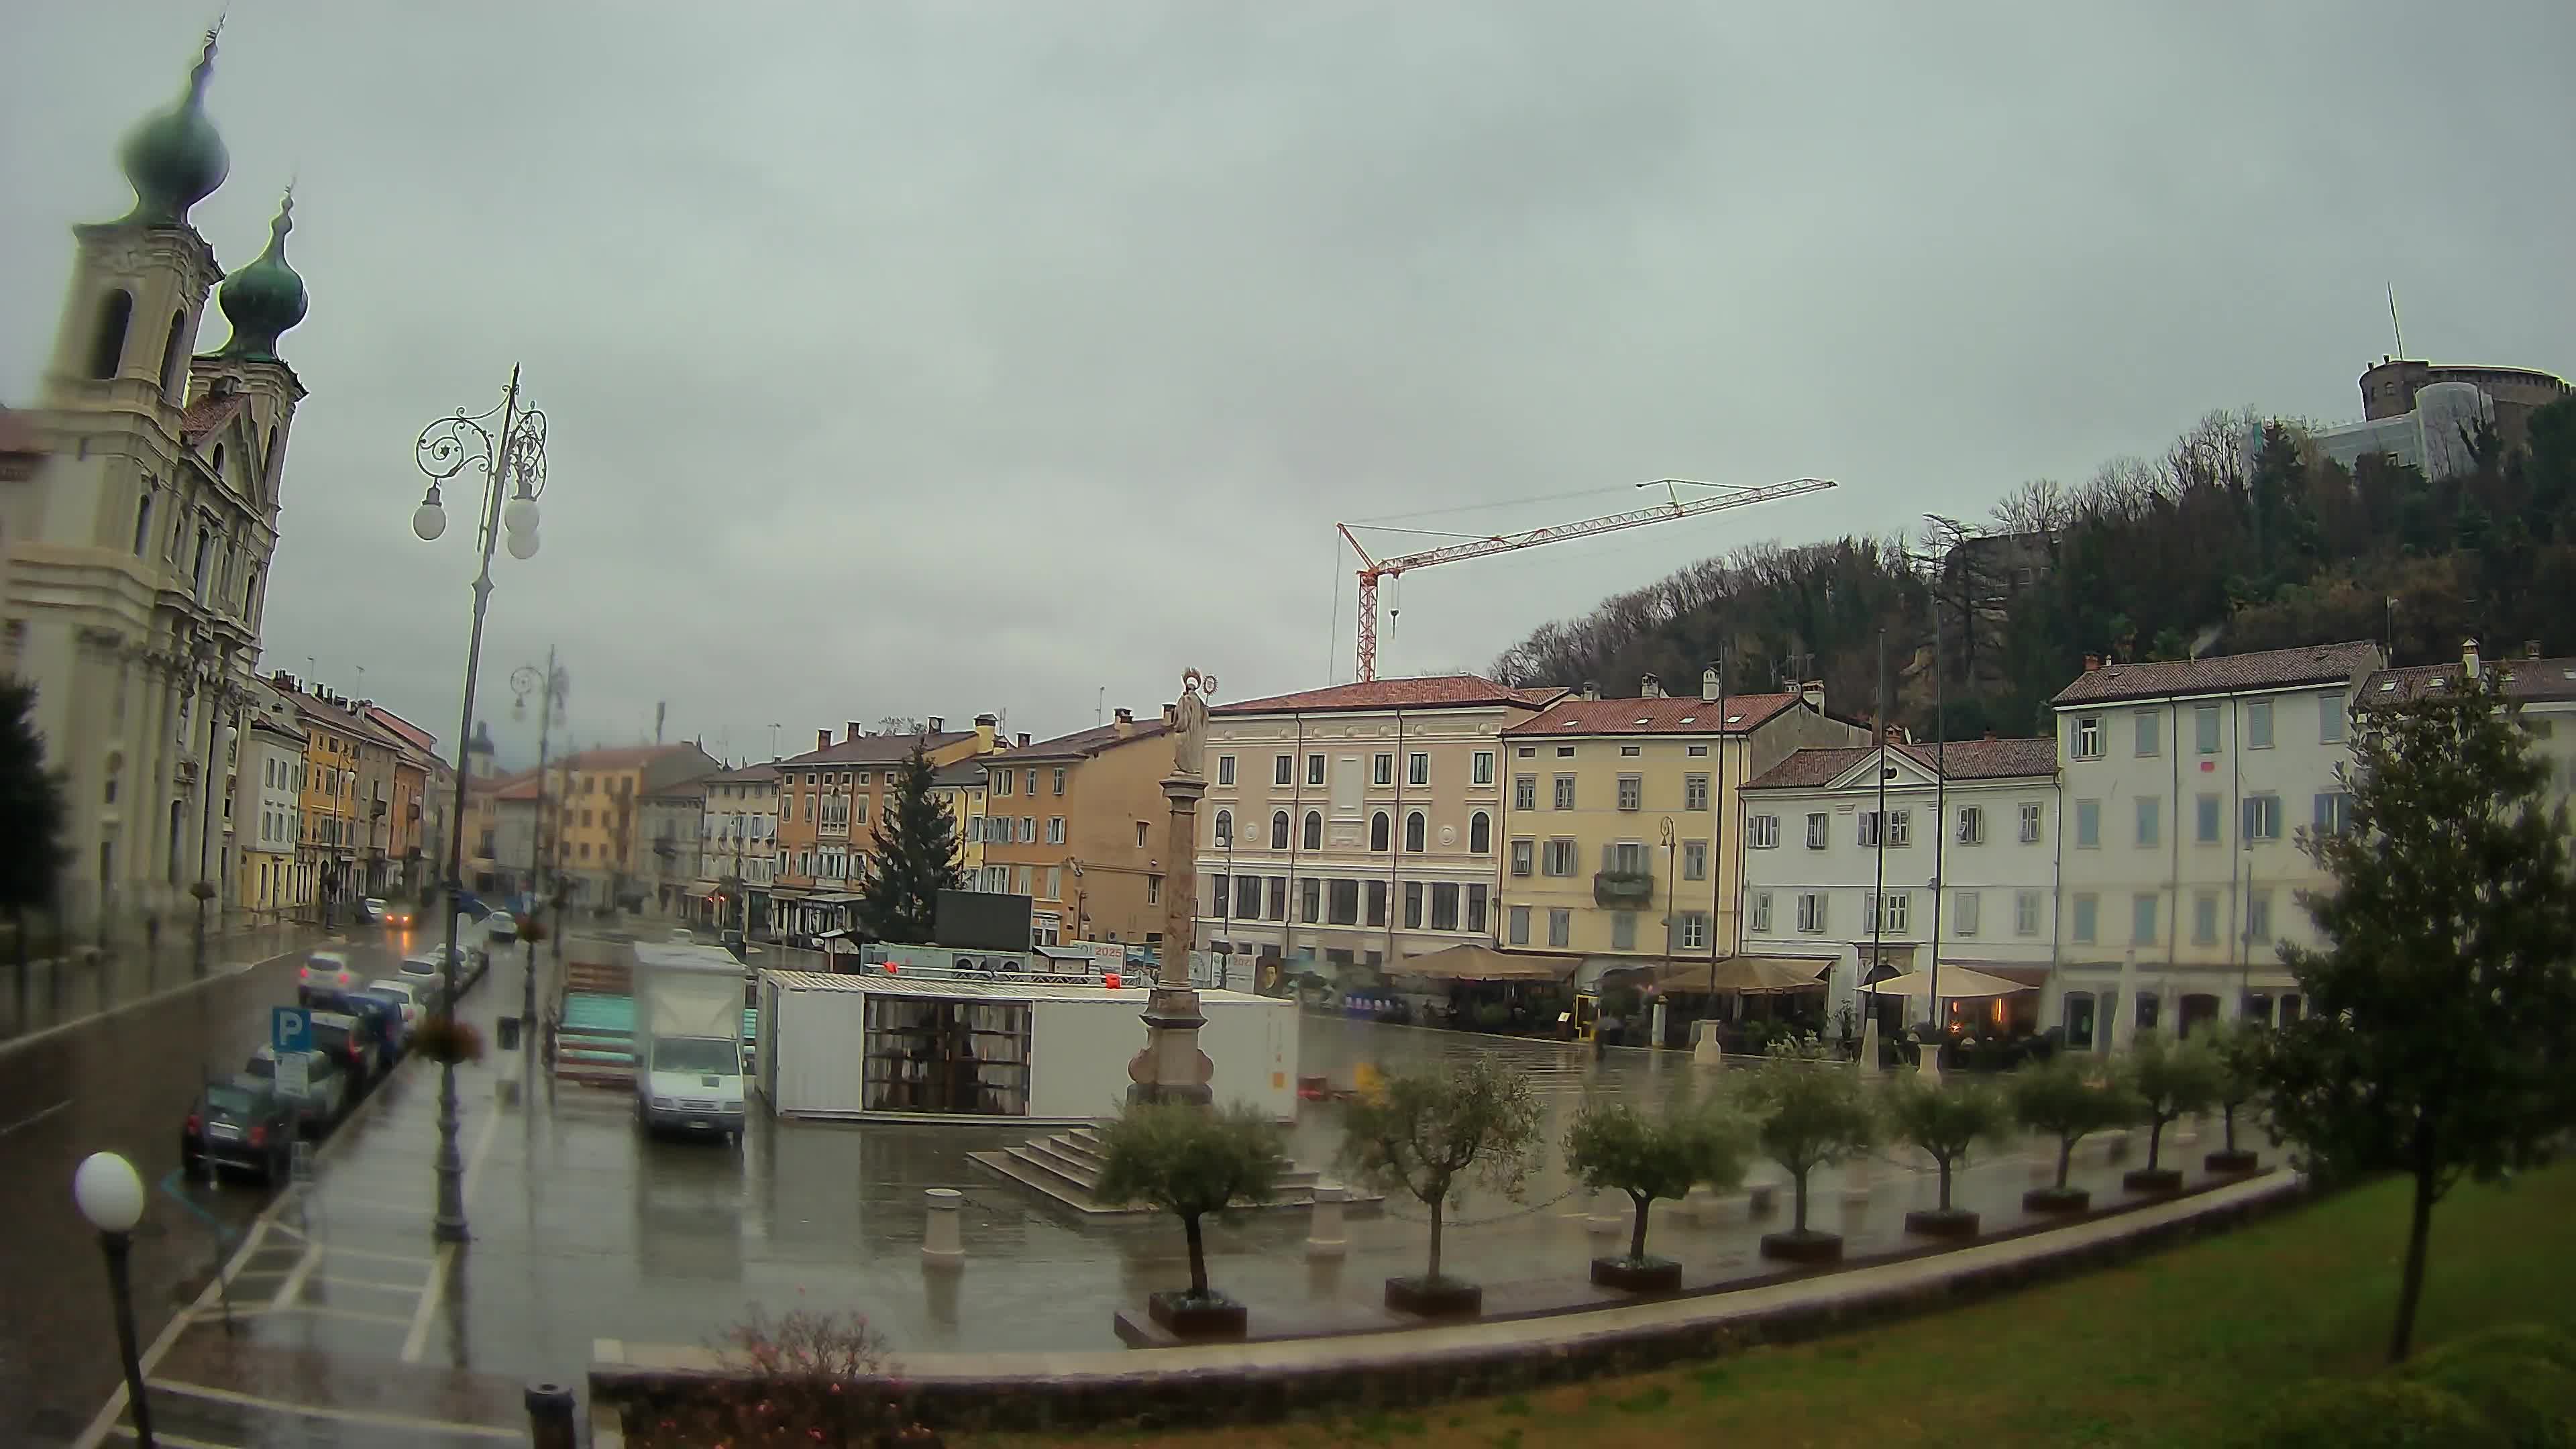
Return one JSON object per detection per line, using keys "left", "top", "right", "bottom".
{"left": 967, "top": 1124, "right": 1378, "bottom": 1218}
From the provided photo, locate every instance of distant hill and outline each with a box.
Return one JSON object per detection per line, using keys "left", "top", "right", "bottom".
{"left": 1491, "top": 396, "right": 2576, "bottom": 738}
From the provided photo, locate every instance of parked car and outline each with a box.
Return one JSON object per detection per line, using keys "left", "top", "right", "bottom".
{"left": 485, "top": 913, "right": 520, "bottom": 945}
{"left": 356, "top": 898, "right": 388, "bottom": 924}
{"left": 399, "top": 951, "right": 468, "bottom": 997}
{"left": 352, "top": 985, "right": 422, "bottom": 1049}
{"left": 241, "top": 1046, "right": 350, "bottom": 1134}
{"left": 307, "top": 1010, "right": 383, "bottom": 1087}
{"left": 366, "top": 977, "right": 436, "bottom": 1028}
{"left": 297, "top": 951, "right": 361, "bottom": 1004}
{"left": 181, "top": 1074, "right": 297, "bottom": 1183}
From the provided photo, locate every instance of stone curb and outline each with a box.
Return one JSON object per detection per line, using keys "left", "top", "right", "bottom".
{"left": 590, "top": 1169, "right": 2307, "bottom": 1436}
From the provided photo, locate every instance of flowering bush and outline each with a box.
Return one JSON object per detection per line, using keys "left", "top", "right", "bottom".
{"left": 411, "top": 1015, "right": 484, "bottom": 1065}
{"left": 631, "top": 1307, "right": 938, "bottom": 1448}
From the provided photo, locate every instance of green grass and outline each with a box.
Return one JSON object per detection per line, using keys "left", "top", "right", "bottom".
{"left": 968, "top": 1163, "right": 2576, "bottom": 1449}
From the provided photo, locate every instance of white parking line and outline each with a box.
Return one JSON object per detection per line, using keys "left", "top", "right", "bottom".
{"left": 313, "top": 1274, "right": 426, "bottom": 1293}
{"left": 0, "top": 1098, "right": 72, "bottom": 1136}
{"left": 320, "top": 1244, "right": 435, "bottom": 1265}
{"left": 400, "top": 1102, "right": 503, "bottom": 1364}
{"left": 265, "top": 1303, "right": 419, "bottom": 1327}
{"left": 145, "top": 1380, "right": 522, "bottom": 1440}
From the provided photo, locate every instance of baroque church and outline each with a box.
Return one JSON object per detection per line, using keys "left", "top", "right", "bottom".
{"left": 3, "top": 30, "right": 311, "bottom": 926}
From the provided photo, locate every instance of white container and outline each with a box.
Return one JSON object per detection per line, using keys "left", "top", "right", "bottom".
{"left": 756, "top": 969, "right": 1297, "bottom": 1124}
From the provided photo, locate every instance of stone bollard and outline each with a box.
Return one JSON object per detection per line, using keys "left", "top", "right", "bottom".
{"left": 1305, "top": 1182, "right": 1349, "bottom": 1259}
{"left": 921, "top": 1187, "right": 965, "bottom": 1267}
{"left": 1693, "top": 1020, "right": 1724, "bottom": 1068}
{"left": 525, "top": 1382, "right": 578, "bottom": 1449}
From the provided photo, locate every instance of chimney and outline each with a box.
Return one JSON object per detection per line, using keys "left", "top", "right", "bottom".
{"left": 926, "top": 716, "right": 944, "bottom": 734}
{"left": 847, "top": 720, "right": 863, "bottom": 741}
{"left": 2083, "top": 653, "right": 2102, "bottom": 674}
{"left": 2463, "top": 637, "right": 2481, "bottom": 680}
{"left": 1800, "top": 680, "right": 1825, "bottom": 713}
{"left": 974, "top": 713, "right": 998, "bottom": 749}
{"left": 1701, "top": 667, "right": 1721, "bottom": 702}
{"left": 1639, "top": 672, "right": 1664, "bottom": 699}
{"left": 1016, "top": 732, "right": 1030, "bottom": 748}
{"left": 1983, "top": 729, "right": 1997, "bottom": 741}
{"left": 2527, "top": 640, "right": 2544, "bottom": 660}
{"left": 1113, "top": 707, "right": 1134, "bottom": 737}
{"left": 1884, "top": 723, "right": 1906, "bottom": 745}
{"left": 817, "top": 729, "right": 831, "bottom": 752}
{"left": 1581, "top": 680, "right": 1601, "bottom": 701}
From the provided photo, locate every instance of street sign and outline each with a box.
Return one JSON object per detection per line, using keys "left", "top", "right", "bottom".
{"left": 271, "top": 1006, "right": 311, "bottom": 1055}
{"left": 276, "top": 1051, "right": 309, "bottom": 1101}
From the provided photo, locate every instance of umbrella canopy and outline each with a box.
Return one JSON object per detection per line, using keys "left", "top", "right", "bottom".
{"left": 1391, "top": 944, "right": 1580, "bottom": 983}
{"left": 1703, "top": 955, "right": 1834, "bottom": 994}
{"left": 1866, "top": 965, "right": 2031, "bottom": 1000}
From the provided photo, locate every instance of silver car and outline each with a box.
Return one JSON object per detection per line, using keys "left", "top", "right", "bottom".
{"left": 242, "top": 1045, "right": 350, "bottom": 1134}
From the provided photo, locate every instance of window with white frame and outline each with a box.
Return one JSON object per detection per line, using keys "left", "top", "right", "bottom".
{"left": 1866, "top": 890, "right": 1909, "bottom": 933}
{"left": 1953, "top": 890, "right": 1980, "bottom": 936}
{"left": 1510, "top": 839, "right": 1534, "bottom": 875}
{"left": 1216, "top": 755, "right": 1235, "bottom": 786}
{"left": 1552, "top": 775, "right": 1575, "bottom": 810}
{"left": 1407, "top": 752, "right": 1430, "bottom": 786}
{"left": 2312, "top": 791, "right": 2351, "bottom": 836}
{"left": 1678, "top": 912, "right": 1709, "bottom": 949}
{"left": 2015, "top": 890, "right": 2041, "bottom": 936}
{"left": 1047, "top": 817, "right": 1065, "bottom": 844}
{"left": 1805, "top": 812, "right": 1829, "bottom": 849}
{"left": 1748, "top": 813, "right": 1780, "bottom": 849}
{"left": 2242, "top": 793, "right": 2282, "bottom": 841}
{"left": 1749, "top": 891, "right": 1772, "bottom": 934}
{"left": 1373, "top": 753, "right": 1394, "bottom": 786}
{"left": 2019, "top": 801, "right": 2042, "bottom": 843}
{"left": 1273, "top": 755, "right": 1293, "bottom": 786}
{"left": 1472, "top": 751, "right": 1494, "bottom": 786}
{"left": 1682, "top": 839, "right": 1707, "bottom": 880}
{"left": 2074, "top": 716, "right": 2102, "bottom": 759}
{"left": 1542, "top": 838, "right": 1576, "bottom": 875}
{"left": 1858, "top": 811, "right": 1882, "bottom": 847}
{"left": 1795, "top": 892, "right": 1827, "bottom": 933}
{"left": 1957, "top": 805, "right": 1984, "bottom": 845}
{"left": 1617, "top": 775, "right": 1642, "bottom": 810}
{"left": 1513, "top": 775, "right": 1536, "bottom": 810}
{"left": 1684, "top": 774, "right": 1709, "bottom": 810}
{"left": 1306, "top": 753, "right": 1326, "bottom": 786}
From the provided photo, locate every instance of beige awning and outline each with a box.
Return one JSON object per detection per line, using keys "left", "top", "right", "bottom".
{"left": 1391, "top": 944, "right": 1580, "bottom": 983}
{"left": 1601, "top": 956, "right": 1831, "bottom": 994}
{"left": 1866, "top": 965, "right": 2031, "bottom": 1000}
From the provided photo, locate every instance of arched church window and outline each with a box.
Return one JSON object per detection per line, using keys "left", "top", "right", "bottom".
{"left": 131, "top": 492, "right": 154, "bottom": 556}
{"left": 158, "top": 310, "right": 188, "bottom": 400}
{"left": 89, "top": 290, "right": 133, "bottom": 379}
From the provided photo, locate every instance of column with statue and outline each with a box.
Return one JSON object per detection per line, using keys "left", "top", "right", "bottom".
{"left": 1127, "top": 668, "right": 1218, "bottom": 1108}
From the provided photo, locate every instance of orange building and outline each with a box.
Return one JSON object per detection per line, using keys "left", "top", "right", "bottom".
{"left": 770, "top": 715, "right": 999, "bottom": 944}
{"left": 977, "top": 708, "right": 1173, "bottom": 947}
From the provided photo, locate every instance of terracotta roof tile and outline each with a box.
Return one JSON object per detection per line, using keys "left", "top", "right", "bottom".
{"left": 1214, "top": 675, "right": 1563, "bottom": 716}
{"left": 705, "top": 763, "right": 782, "bottom": 784}
{"left": 2363, "top": 657, "right": 2576, "bottom": 705}
{"left": 2049, "top": 641, "right": 2383, "bottom": 706}
{"left": 1744, "top": 737, "right": 2058, "bottom": 791}
{"left": 1502, "top": 692, "right": 1801, "bottom": 737}
{"left": 775, "top": 731, "right": 974, "bottom": 767}
{"left": 1007, "top": 719, "right": 1170, "bottom": 759}
{"left": 180, "top": 392, "right": 248, "bottom": 446}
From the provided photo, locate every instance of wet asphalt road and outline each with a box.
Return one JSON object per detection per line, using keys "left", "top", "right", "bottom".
{"left": 0, "top": 924, "right": 448, "bottom": 1446}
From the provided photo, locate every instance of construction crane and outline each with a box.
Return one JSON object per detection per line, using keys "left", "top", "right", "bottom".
{"left": 1337, "top": 476, "right": 1838, "bottom": 682}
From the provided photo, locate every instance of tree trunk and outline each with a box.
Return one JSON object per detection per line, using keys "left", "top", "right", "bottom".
{"left": 2222, "top": 1102, "right": 2238, "bottom": 1153}
{"left": 1937, "top": 1155, "right": 1954, "bottom": 1212}
{"left": 1182, "top": 1212, "right": 1210, "bottom": 1300}
{"left": 1426, "top": 1196, "right": 1446, "bottom": 1283}
{"left": 1791, "top": 1168, "right": 1811, "bottom": 1234}
{"left": 1629, "top": 1194, "right": 1652, "bottom": 1262}
{"left": 2055, "top": 1136, "right": 2074, "bottom": 1189}
{"left": 2389, "top": 1161, "right": 2439, "bottom": 1363}
{"left": 11, "top": 906, "right": 25, "bottom": 1033}
{"left": 2147, "top": 1116, "right": 2165, "bottom": 1171}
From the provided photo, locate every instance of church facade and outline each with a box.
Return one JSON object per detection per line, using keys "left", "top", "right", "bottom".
{"left": 3, "top": 30, "right": 315, "bottom": 928}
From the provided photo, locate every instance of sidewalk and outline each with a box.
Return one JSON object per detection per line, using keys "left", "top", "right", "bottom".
{"left": 0, "top": 916, "right": 329, "bottom": 1042}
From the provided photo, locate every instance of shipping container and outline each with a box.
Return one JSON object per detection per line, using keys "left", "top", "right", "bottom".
{"left": 756, "top": 968, "right": 1296, "bottom": 1123}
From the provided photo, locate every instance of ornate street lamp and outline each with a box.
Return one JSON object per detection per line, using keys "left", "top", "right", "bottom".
{"left": 411, "top": 368, "right": 549, "bottom": 1244}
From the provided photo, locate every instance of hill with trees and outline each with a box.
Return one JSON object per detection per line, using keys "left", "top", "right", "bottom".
{"left": 1489, "top": 394, "right": 2576, "bottom": 739}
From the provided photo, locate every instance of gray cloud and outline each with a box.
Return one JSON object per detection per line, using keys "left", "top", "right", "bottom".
{"left": 5, "top": 1, "right": 2569, "bottom": 766}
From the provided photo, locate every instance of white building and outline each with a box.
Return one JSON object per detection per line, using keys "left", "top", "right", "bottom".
{"left": 229, "top": 681, "right": 305, "bottom": 915}
{"left": 694, "top": 762, "right": 780, "bottom": 934}
{"left": 2363, "top": 640, "right": 2576, "bottom": 800}
{"left": 2045, "top": 641, "right": 2385, "bottom": 1050}
{"left": 2, "top": 37, "right": 312, "bottom": 928}
{"left": 1191, "top": 676, "right": 1564, "bottom": 975}
{"left": 1737, "top": 737, "right": 2061, "bottom": 1036}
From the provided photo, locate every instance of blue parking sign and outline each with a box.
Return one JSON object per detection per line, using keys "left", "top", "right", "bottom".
{"left": 272, "top": 1006, "right": 311, "bottom": 1055}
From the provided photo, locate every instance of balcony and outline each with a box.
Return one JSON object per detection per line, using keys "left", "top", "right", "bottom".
{"left": 1594, "top": 870, "right": 1655, "bottom": 908}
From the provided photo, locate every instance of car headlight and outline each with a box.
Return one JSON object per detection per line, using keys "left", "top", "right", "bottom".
{"left": 652, "top": 1096, "right": 678, "bottom": 1110}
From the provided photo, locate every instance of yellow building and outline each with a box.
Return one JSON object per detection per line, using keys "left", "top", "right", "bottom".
{"left": 771, "top": 715, "right": 1000, "bottom": 943}
{"left": 930, "top": 758, "right": 991, "bottom": 891}
{"left": 1495, "top": 673, "right": 1866, "bottom": 969}
{"left": 286, "top": 689, "right": 362, "bottom": 906}
{"left": 542, "top": 742, "right": 720, "bottom": 909}
{"left": 977, "top": 710, "right": 1174, "bottom": 947}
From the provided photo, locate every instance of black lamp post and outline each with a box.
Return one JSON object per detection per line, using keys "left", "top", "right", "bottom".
{"left": 73, "top": 1151, "right": 154, "bottom": 1449}
{"left": 411, "top": 368, "right": 550, "bottom": 1244}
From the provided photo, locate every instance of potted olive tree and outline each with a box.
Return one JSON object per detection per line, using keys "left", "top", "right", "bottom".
{"left": 1747, "top": 1036, "right": 1878, "bottom": 1264}
{"left": 2123, "top": 1030, "right": 2224, "bottom": 1193}
{"left": 2012, "top": 1053, "right": 2140, "bottom": 1214}
{"left": 2201, "top": 1020, "right": 2268, "bottom": 1174}
{"left": 1095, "top": 1102, "right": 1284, "bottom": 1339}
{"left": 1564, "top": 1092, "right": 1750, "bottom": 1291}
{"left": 1881, "top": 1073, "right": 2009, "bottom": 1238}
{"left": 1340, "top": 1055, "right": 1541, "bottom": 1316}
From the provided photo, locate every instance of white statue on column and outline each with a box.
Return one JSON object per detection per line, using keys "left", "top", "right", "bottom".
{"left": 1171, "top": 667, "right": 1216, "bottom": 778}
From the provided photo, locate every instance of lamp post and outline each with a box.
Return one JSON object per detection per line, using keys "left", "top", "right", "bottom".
{"left": 1659, "top": 816, "right": 1676, "bottom": 1044}
{"left": 511, "top": 649, "right": 568, "bottom": 1046}
{"left": 73, "top": 1151, "right": 154, "bottom": 1449}
{"left": 412, "top": 367, "right": 550, "bottom": 1244}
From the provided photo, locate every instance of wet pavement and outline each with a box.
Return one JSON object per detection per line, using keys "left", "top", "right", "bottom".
{"left": 35, "top": 935, "right": 2277, "bottom": 1447}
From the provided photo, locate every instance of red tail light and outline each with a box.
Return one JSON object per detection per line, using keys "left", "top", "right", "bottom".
{"left": 184, "top": 1112, "right": 201, "bottom": 1135}
{"left": 250, "top": 1124, "right": 268, "bottom": 1147}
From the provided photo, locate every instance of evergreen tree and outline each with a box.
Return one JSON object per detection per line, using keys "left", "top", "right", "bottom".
{"left": 855, "top": 745, "right": 961, "bottom": 944}
{"left": 0, "top": 679, "right": 68, "bottom": 1012}
{"left": 2259, "top": 667, "right": 2576, "bottom": 1363}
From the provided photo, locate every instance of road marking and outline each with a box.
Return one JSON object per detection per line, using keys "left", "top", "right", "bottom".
{"left": 145, "top": 1380, "right": 522, "bottom": 1440}
{"left": 320, "top": 1244, "right": 434, "bottom": 1265}
{"left": 400, "top": 1102, "right": 503, "bottom": 1363}
{"left": 250, "top": 1302, "right": 419, "bottom": 1326}
{"left": 0, "top": 1097, "right": 72, "bottom": 1136}
{"left": 272, "top": 1238, "right": 323, "bottom": 1312}
{"left": 314, "top": 1274, "right": 427, "bottom": 1293}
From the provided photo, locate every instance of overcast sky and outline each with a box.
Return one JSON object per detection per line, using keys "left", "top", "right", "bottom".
{"left": 6, "top": 2, "right": 2570, "bottom": 767}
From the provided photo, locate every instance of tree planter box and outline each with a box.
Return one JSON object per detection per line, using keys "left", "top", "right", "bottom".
{"left": 1589, "top": 1255, "right": 1682, "bottom": 1292}
{"left": 1146, "top": 1291, "right": 1247, "bottom": 1340}
{"left": 2123, "top": 1167, "right": 2184, "bottom": 1194}
{"left": 2205, "top": 1149, "right": 2261, "bottom": 1174}
{"left": 1758, "top": 1229, "right": 1843, "bottom": 1265}
{"left": 2023, "top": 1186, "right": 2090, "bottom": 1214}
{"left": 1902, "top": 1208, "right": 1980, "bottom": 1239}
{"left": 1384, "top": 1275, "right": 1483, "bottom": 1317}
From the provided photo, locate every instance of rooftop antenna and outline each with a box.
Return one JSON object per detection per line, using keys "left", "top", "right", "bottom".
{"left": 655, "top": 700, "right": 665, "bottom": 745}
{"left": 2387, "top": 282, "right": 2406, "bottom": 359}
